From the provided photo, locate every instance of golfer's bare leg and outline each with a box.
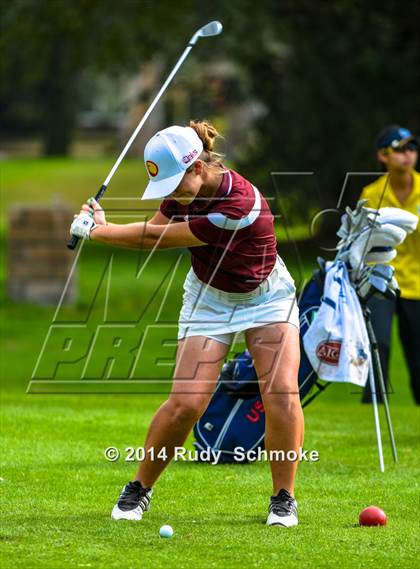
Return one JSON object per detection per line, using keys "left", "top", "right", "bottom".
{"left": 135, "top": 336, "right": 229, "bottom": 488}
{"left": 246, "top": 323, "right": 303, "bottom": 496}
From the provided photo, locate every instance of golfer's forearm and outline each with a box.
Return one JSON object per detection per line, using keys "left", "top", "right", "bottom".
{"left": 90, "top": 222, "right": 158, "bottom": 249}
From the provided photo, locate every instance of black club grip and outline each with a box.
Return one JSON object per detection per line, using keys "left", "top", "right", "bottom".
{"left": 67, "top": 234, "right": 79, "bottom": 250}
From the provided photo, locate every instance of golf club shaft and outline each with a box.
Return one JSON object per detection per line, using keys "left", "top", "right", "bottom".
{"left": 368, "top": 360, "right": 385, "bottom": 472}
{"left": 67, "top": 27, "right": 213, "bottom": 251}
{"left": 104, "top": 45, "right": 196, "bottom": 189}
{"left": 366, "top": 316, "right": 398, "bottom": 463}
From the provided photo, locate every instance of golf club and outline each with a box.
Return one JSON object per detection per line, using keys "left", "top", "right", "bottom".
{"left": 67, "top": 20, "right": 223, "bottom": 250}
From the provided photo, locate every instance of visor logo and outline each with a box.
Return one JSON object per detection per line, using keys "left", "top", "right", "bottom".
{"left": 182, "top": 149, "right": 198, "bottom": 164}
{"left": 146, "top": 160, "right": 159, "bottom": 177}
{"left": 316, "top": 340, "right": 341, "bottom": 365}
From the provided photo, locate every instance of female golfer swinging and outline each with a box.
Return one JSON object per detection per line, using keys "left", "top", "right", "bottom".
{"left": 70, "top": 120, "right": 304, "bottom": 527}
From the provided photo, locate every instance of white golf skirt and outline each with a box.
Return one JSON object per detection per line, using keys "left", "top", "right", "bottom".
{"left": 178, "top": 256, "right": 300, "bottom": 345}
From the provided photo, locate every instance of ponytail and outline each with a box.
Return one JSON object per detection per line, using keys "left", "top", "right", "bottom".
{"left": 188, "top": 120, "right": 226, "bottom": 170}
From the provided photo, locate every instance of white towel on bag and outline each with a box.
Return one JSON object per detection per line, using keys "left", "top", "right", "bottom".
{"left": 303, "top": 261, "right": 370, "bottom": 386}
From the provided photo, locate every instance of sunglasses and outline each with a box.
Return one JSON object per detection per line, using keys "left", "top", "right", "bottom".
{"left": 383, "top": 141, "right": 418, "bottom": 154}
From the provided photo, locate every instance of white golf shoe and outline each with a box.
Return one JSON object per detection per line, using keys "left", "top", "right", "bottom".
{"left": 111, "top": 480, "right": 152, "bottom": 521}
{"left": 266, "top": 488, "right": 298, "bottom": 527}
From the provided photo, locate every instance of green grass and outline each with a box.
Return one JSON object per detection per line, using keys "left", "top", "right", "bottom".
{"left": 1, "top": 159, "right": 419, "bottom": 567}
{"left": 1, "top": 391, "right": 418, "bottom": 569}
{"left": 1, "top": 250, "right": 419, "bottom": 568}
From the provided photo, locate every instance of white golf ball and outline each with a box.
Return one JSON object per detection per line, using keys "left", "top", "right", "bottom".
{"left": 159, "top": 524, "right": 173, "bottom": 538}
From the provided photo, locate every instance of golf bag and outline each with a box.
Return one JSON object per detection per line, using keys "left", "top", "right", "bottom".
{"left": 193, "top": 267, "right": 329, "bottom": 464}
{"left": 194, "top": 202, "right": 417, "bottom": 467}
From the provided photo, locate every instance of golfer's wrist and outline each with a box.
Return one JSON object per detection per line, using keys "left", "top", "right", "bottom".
{"left": 90, "top": 223, "right": 109, "bottom": 242}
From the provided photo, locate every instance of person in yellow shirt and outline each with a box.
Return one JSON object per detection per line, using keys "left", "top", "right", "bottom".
{"left": 360, "top": 125, "right": 419, "bottom": 404}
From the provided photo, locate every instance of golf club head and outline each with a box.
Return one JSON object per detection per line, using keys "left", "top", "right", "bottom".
{"left": 199, "top": 21, "right": 223, "bottom": 37}
{"left": 190, "top": 21, "right": 223, "bottom": 45}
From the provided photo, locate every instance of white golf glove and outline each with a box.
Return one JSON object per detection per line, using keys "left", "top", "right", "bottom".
{"left": 70, "top": 212, "right": 97, "bottom": 240}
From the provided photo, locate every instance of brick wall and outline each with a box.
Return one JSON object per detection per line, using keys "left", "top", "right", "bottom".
{"left": 7, "top": 206, "right": 77, "bottom": 305}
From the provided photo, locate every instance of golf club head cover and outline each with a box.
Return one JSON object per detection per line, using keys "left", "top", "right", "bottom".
{"left": 368, "top": 207, "right": 418, "bottom": 234}
{"left": 336, "top": 202, "right": 417, "bottom": 254}
{"left": 348, "top": 223, "right": 406, "bottom": 273}
{"left": 370, "top": 263, "right": 395, "bottom": 281}
{"left": 364, "top": 247, "right": 397, "bottom": 264}
{"left": 355, "top": 263, "right": 397, "bottom": 301}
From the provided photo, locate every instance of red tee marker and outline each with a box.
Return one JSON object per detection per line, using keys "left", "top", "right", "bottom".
{"left": 359, "top": 506, "right": 387, "bottom": 526}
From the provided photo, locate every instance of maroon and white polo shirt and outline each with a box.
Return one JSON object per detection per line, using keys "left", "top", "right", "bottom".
{"left": 159, "top": 169, "right": 277, "bottom": 292}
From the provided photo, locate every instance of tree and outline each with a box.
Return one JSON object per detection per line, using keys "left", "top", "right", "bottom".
{"left": 0, "top": 0, "right": 195, "bottom": 155}
{"left": 208, "top": 0, "right": 420, "bottom": 227}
